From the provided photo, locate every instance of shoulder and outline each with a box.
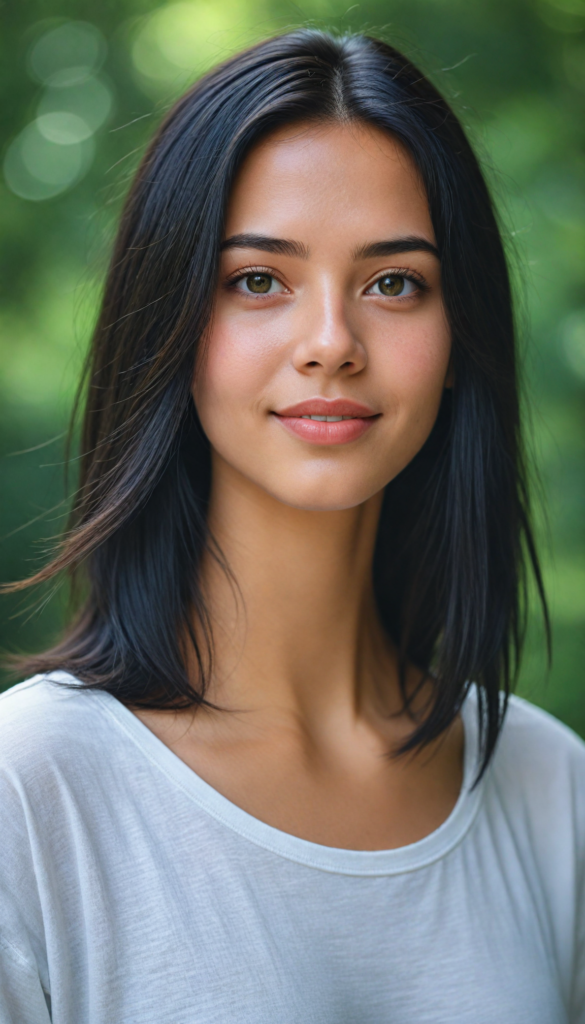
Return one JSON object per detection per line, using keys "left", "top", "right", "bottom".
{"left": 496, "top": 693, "right": 585, "bottom": 779}
{"left": 0, "top": 675, "right": 124, "bottom": 981}
{"left": 0, "top": 673, "right": 114, "bottom": 781}
{"left": 0, "top": 671, "right": 98, "bottom": 728}
{"left": 485, "top": 693, "right": 585, "bottom": 849}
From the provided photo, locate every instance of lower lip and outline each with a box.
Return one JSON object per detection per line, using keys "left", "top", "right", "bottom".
{"left": 274, "top": 415, "right": 377, "bottom": 445}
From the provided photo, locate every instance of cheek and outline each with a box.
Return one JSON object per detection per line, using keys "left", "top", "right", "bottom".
{"left": 193, "top": 318, "right": 278, "bottom": 429}
{"left": 375, "top": 316, "right": 451, "bottom": 418}
{"left": 367, "top": 313, "right": 451, "bottom": 481}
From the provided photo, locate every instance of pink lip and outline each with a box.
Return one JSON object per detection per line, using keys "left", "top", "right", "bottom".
{"left": 273, "top": 398, "right": 379, "bottom": 446}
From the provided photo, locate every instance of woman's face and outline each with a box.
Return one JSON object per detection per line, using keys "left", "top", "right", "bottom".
{"left": 193, "top": 121, "right": 451, "bottom": 511}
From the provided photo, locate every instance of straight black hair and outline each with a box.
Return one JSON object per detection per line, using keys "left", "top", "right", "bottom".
{"left": 8, "top": 29, "right": 549, "bottom": 775}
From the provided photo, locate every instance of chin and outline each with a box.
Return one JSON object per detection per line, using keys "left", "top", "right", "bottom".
{"left": 260, "top": 470, "right": 384, "bottom": 512}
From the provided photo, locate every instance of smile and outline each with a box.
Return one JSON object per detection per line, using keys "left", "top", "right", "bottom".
{"left": 273, "top": 399, "right": 379, "bottom": 446}
{"left": 300, "top": 415, "right": 355, "bottom": 421}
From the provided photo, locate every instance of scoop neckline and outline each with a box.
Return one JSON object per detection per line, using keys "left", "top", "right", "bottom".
{"left": 57, "top": 672, "right": 484, "bottom": 876}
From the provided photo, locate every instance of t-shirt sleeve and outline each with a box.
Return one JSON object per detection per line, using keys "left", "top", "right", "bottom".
{"left": 562, "top": 714, "right": 585, "bottom": 1024}
{"left": 0, "top": 767, "right": 51, "bottom": 1022}
{"left": 570, "top": 791, "right": 585, "bottom": 1022}
{"left": 496, "top": 698, "right": 585, "bottom": 1022}
{"left": 0, "top": 942, "right": 52, "bottom": 1024}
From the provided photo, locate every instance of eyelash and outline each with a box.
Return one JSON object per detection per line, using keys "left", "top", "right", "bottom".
{"left": 225, "top": 266, "right": 285, "bottom": 291}
{"left": 225, "top": 266, "right": 429, "bottom": 295}
{"left": 366, "top": 268, "right": 429, "bottom": 295}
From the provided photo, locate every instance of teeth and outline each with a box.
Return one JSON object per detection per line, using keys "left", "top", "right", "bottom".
{"left": 300, "top": 415, "right": 353, "bottom": 422}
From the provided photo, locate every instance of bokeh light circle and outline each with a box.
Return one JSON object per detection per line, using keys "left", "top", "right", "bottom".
{"left": 37, "top": 112, "right": 93, "bottom": 145}
{"left": 27, "top": 21, "right": 107, "bottom": 85}
{"left": 4, "top": 122, "right": 95, "bottom": 201}
{"left": 37, "top": 75, "right": 113, "bottom": 134}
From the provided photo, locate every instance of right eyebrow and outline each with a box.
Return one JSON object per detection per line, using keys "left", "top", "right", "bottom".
{"left": 220, "top": 234, "right": 310, "bottom": 259}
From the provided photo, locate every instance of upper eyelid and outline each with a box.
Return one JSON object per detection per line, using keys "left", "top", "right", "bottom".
{"left": 225, "top": 265, "right": 286, "bottom": 284}
{"left": 365, "top": 267, "right": 427, "bottom": 289}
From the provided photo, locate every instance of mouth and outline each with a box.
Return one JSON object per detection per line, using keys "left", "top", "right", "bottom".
{"left": 272, "top": 398, "right": 379, "bottom": 446}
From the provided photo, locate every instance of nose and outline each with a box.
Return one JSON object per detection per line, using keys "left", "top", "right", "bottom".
{"left": 291, "top": 283, "right": 367, "bottom": 378}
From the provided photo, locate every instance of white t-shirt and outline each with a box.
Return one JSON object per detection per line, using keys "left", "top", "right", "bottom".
{"left": 0, "top": 673, "right": 584, "bottom": 1024}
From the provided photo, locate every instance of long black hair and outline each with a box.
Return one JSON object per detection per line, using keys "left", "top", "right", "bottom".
{"left": 7, "top": 29, "right": 548, "bottom": 774}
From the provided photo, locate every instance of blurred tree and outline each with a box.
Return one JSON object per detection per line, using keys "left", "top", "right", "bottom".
{"left": 1, "top": 0, "right": 583, "bottom": 731}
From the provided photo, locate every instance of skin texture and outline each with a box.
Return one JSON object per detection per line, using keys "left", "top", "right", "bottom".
{"left": 135, "top": 122, "right": 463, "bottom": 851}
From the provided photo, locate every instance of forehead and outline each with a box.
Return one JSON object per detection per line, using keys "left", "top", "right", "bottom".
{"left": 224, "top": 121, "right": 434, "bottom": 245}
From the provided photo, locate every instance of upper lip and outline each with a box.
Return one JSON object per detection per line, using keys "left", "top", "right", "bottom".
{"left": 275, "top": 398, "right": 378, "bottom": 418}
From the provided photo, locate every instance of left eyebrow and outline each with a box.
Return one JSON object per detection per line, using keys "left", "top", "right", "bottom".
{"left": 353, "top": 236, "right": 440, "bottom": 260}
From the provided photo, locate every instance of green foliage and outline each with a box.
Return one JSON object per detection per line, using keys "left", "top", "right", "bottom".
{"left": 1, "top": 0, "right": 583, "bottom": 730}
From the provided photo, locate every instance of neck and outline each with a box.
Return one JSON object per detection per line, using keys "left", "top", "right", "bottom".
{"left": 200, "top": 454, "right": 397, "bottom": 728}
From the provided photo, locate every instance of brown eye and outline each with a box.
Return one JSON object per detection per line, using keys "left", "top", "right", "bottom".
{"left": 246, "top": 273, "right": 272, "bottom": 293}
{"left": 378, "top": 274, "right": 405, "bottom": 296}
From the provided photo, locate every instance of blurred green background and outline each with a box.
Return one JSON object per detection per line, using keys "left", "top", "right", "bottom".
{"left": 0, "top": 0, "right": 583, "bottom": 732}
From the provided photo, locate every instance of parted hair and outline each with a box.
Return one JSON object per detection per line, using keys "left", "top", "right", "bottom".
{"left": 7, "top": 29, "right": 548, "bottom": 775}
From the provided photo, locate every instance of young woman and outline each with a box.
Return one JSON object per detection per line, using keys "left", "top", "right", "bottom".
{"left": 1, "top": 29, "right": 583, "bottom": 1024}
